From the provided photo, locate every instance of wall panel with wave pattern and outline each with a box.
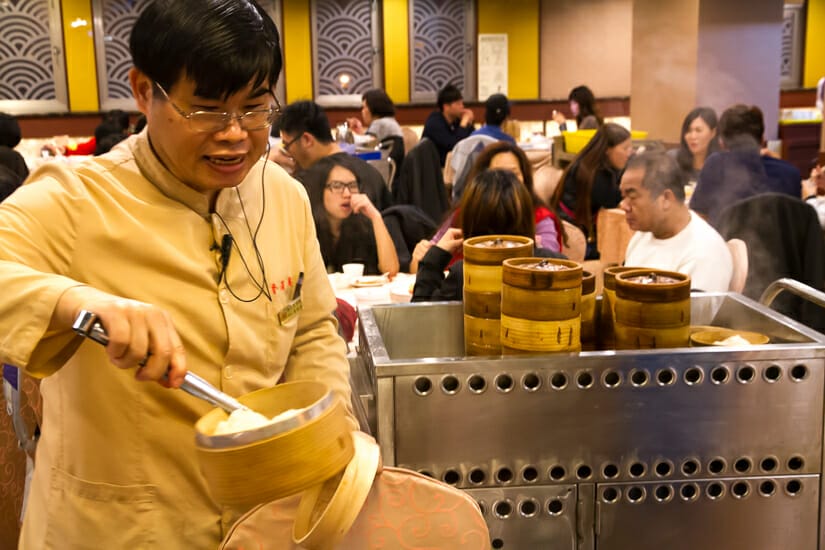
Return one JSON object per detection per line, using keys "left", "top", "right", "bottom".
{"left": 0, "top": 0, "right": 67, "bottom": 113}
{"left": 314, "top": 0, "right": 375, "bottom": 97}
{"left": 411, "top": 0, "right": 469, "bottom": 100}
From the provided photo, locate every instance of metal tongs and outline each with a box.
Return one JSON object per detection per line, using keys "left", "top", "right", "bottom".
{"left": 72, "top": 310, "right": 248, "bottom": 414}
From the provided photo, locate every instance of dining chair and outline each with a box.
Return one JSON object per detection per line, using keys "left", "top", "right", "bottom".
{"left": 401, "top": 126, "right": 420, "bottom": 155}
{"left": 726, "top": 238, "right": 748, "bottom": 293}
{"left": 561, "top": 220, "right": 587, "bottom": 262}
{"left": 533, "top": 165, "right": 562, "bottom": 206}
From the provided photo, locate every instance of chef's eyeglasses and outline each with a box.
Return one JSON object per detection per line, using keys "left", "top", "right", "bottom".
{"left": 154, "top": 82, "right": 281, "bottom": 133}
{"left": 325, "top": 180, "right": 360, "bottom": 194}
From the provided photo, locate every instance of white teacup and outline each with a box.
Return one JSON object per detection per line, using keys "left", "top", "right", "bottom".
{"left": 342, "top": 263, "right": 365, "bottom": 285}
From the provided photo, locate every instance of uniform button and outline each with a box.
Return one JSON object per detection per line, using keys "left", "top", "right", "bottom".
{"left": 219, "top": 289, "right": 229, "bottom": 303}
{"left": 224, "top": 365, "right": 233, "bottom": 379}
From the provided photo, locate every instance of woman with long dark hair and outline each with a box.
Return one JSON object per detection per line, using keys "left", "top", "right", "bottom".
{"left": 412, "top": 169, "right": 562, "bottom": 301}
{"left": 553, "top": 85, "right": 603, "bottom": 130}
{"left": 550, "top": 122, "right": 632, "bottom": 259}
{"left": 307, "top": 156, "right": 399, "bottom": 276}
{"left": 672, "top": 107, "right": 720, "bottom": 182}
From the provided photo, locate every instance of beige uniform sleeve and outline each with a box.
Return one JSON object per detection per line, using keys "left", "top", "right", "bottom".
{"left": 0, "top": 164, "right": 88, "bottom": 375}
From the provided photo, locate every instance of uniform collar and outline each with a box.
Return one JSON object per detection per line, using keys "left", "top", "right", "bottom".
{"left": 130, "top": 131, "right": 262, "bottom": 220}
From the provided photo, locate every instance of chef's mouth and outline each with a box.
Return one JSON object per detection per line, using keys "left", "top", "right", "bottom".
{"left": 205, "top": 155, "right": 245, "bottom": 165}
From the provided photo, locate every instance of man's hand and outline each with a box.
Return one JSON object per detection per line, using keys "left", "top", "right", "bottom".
{"left": 346, "top": 117, "right": 365, "bottom": 135}
{"left": 460, "top": 109, "right": 475, "bottom": 127}
{"left": 57, "top": 287, "right": 186, "bottom": 388}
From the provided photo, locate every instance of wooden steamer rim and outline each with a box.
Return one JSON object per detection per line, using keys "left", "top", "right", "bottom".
{"left": 293, "top": 431, "right": 381, "bottom": 549}
{"left": 582, "top": 270, "right": 595, "bottom": 295}
{"left": 463, "top": 235, "right": 534, "bottom": 265}
{"left": 502, "top": 257, "right": 583, "bottom": 289}
{"left": 614, "top": 269, "right": 691, "bottom": 302}
{"left": 194, "top": 381, "right": 355, "bottom": 507}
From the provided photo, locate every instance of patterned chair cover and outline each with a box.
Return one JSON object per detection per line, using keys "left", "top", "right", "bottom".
{"left": 221, "top": 466, "right": 490, "bottom": 549}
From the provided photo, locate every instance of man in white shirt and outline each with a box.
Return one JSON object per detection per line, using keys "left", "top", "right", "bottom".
{"left": 621, "top": 151, "right": 733, "bottom": 291}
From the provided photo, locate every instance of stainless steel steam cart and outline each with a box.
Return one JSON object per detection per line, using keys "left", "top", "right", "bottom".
{"left": 352, "top": 288, "right": 825, "bottom": 549}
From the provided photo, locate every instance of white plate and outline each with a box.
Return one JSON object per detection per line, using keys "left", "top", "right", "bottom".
{"left": 351, "top": 276, "right": 388, "bottom": 288}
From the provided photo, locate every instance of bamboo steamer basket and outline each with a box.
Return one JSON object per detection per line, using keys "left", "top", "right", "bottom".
{"left": 463, "top": 235, "right": 533, "bottom": 355}
{"left": 580, "top": 270, "right": 597, "bottom": 350}
{"left": 500, "top": 258, "right": 582, "bottom": 354}
{"left": 194, "top": 380, "right": 355, "bottom": 507}
{"left": 613, "top": 269, "right": 691, "bottom": 350}
{"left": 599, "top": 266, "right": 642, "bottom": 350}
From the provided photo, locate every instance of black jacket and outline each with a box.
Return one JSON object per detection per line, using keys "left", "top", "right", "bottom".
{"left": 717, "top": 193, "right": 825, "bottom": 332}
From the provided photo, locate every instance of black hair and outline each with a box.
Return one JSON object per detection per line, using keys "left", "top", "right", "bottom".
{"left": 0, "top": 113, "right": 22, "bottom": 148}
{"left": 102, "top": 109, "right": 130, "bottom": 132}
{"left": 626, "top": 150, "right": 686, "bottom": 202}
{"left": 130, "top": 0, "right": 282, "bottom": 100}
{"left": 279, "top": 101, "right": 334, "bottom": 143}
{"left": 676, "top": 106, "right": 720, "bottom": 174}
{"left": 94, "top": 133, "right": 127, "bottom": 156}
{"left": 719, "top": 104, "right": 763, "bottom": 151}
{"left": 0, "top": 165, "right": 23, "bottom": 202}
{"left": 457, "top": 169, "right": 535, "bottom": 239}
{"left": 133, "top": 114, "right": 147, "bottom": 133}
{"left": 569, "top": 85, "right": 602, "bottom": 127}
{"left": 437, "top": 84, "right": 463, "bottom": 111}
{"left": 305, "top": 156, "right": 371, "bottom": 268}
{"left": 484, "top": 94, "right": 510, "bottom": 126}
{"left": 362, "top": 89, "right": 395, "bottom": 118}
{"left": 550, "top": 122, "right": 630, "bottom": 230}
{"left": 0, "top": 147, "right": 28, "bottom": 182}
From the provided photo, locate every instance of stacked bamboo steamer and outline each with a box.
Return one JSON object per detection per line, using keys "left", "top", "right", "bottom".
{"left": 613, "top": 269, "right": 691, "bottom": 349}
{"left": 500, "top": 258, "right": 583, "bottom": 354}
{"left": 599, "top": 265, "right": 641, "bottom": 350}
{"left": 463, "top": 235, "right": 533, "bottom": 355}
{"left": 580, "top": 270, "right": 597, "bottom": 350}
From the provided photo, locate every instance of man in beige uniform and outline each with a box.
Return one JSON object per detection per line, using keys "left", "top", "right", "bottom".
{"left": 0, "top": 1, "right": 354, "bottom": 548}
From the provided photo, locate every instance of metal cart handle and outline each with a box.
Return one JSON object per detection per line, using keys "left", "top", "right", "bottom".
{"left": 759, "top": 278, "right": 825, "bottom": 311}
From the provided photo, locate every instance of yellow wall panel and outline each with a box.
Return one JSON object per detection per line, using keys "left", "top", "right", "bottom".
{"left": 477, "top": 0, "right": 539, "bottom": 100}
{"left": 383, "top": 0, "right": 410, "bottom": 103}
{"left": 61, "top": 0, "right": 98, "bottom": 112}
{"left": 283, "top": 0, "right": 314, "bottom": 102}
{"left": 803, "top": 0, "right": 825, "bottom": 88}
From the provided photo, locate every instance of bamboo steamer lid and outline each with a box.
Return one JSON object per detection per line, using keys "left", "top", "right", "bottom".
{"left": 293, "top": 431, "right": 381, "bottom": 549}
{"left": 603, "top": 265, "right": 642, "bottom": 292}
{"left": 501, "top": 258, "right": 583, "bottom": 290}
{"left": 463, "top": 235, "right": 534, "bottom": 265}
{"left": 464, "top": 289, "right": 502, "bottom": 318}
{"left": 614, "top": 269, "right": 691, "bottom": 302}
{"left": 194, "top": 381, "right": 354, "bottom": 507}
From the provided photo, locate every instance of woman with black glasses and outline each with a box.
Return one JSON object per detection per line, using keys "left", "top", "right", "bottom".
{"left": 308, "top": 156, "right": 399, "bottom": 276}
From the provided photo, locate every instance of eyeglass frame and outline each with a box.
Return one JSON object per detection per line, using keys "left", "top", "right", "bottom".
{"left": 280, "top": 133, "right": 301, "bottom": 155}
{"left": 154, "top": 82, "right": 282, "bottom": 133}
{"left": 325, "top": 180, "right": 360, "bottom": 194}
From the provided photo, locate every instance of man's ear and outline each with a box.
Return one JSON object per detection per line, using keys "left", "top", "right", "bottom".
{"left": 660, "top": 188, "right": 676, "bottom": 209}
{"left": 130, "top": 68, "right": 153, "bottom": 114}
